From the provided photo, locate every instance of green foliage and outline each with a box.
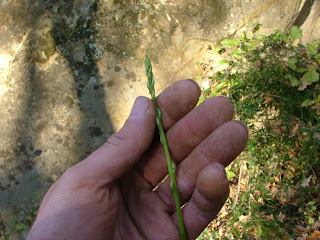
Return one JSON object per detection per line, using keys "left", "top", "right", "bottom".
{"left": 198, "top": 25, "right": 320, "bottom": 239}
{"left": 0, "top": 193, "right": 40, "bottom": 240}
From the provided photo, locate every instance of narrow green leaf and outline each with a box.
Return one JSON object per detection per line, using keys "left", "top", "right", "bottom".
{"left": 197, "top": 96, "right": 206, "bottom": 106}
{"left": 195, "top": 75, "right": 202, "bottom": 79}
{"left": 208, "top": 82, "right": 228, "bottom": 98}
{"left": 203, "top": 88, "right": 211, "bottom": 94}
{"left": 290, "top": 26, "right": 302, "bottom": 40}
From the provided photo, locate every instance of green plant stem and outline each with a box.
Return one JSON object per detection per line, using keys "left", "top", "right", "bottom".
{"left": 145, "top": 55, "right": 186, "bottom": 240}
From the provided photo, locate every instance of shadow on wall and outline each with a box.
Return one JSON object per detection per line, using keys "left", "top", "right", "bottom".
{"left": 50, "top": 0, "right": 114, "bottom": 160}
{"left": 0, "top": 1, "right": 114, "bottom": 238}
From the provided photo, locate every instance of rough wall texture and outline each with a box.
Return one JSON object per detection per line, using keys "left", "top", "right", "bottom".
{"left": 0, "top": 0, "right": 319, "bottom": 238}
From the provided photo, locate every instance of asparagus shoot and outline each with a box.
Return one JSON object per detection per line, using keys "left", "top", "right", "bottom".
{"left": 145, "top": 55, "right": 186, "bottom": 240}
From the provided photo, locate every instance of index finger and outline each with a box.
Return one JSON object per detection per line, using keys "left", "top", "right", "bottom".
{"left": 156, "top": 79, "right": 201, "bottom": 130}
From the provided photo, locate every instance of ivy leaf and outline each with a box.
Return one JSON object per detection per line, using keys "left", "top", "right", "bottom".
{"left": 304, "top": 67, "right": 319, "bottom": 83}
{"left": 298, "top": 68, "right": 318, "bottom": 90}
{"left": 307, "top": 43, "right": 317, "bottom": 55}
{"left": 302, "top": 95, "right": 320, "bottom": 107}
{"left": 221, "top": 39, "right": 239, "bottom": 47}
{"left": 290, "top": 26, "right": 302, "bottom": 40}
{"left": 285, "top": 74, "right": 299, "bottom": 86}
{"left": 288, "top": 59, "right": 298, "bottom": 71}
{"left": 290, "top": 77, "right": 299, "bottom": 87}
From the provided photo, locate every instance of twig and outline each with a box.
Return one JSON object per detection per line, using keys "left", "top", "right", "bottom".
{"left": 145, "top": 55, "right": 186, "bottom": 240}
{"left": 232, "top": 162, "right": 243, "bottom": 210}
{"left": 0, "top": 211, "right": 7, "bottom": 240}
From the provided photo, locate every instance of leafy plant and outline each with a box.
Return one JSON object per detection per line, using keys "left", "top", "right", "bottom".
{"left": 197, "top": 24, "right": 320, "bottom": 239}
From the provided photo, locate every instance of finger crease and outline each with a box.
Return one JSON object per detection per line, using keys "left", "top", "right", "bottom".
{"left": 183, "top": 120, "right": 201, "bottom": 146}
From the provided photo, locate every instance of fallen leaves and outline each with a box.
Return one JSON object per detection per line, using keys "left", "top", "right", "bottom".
{"left": 301, "top": 175, "right": 312, "bottom": 188}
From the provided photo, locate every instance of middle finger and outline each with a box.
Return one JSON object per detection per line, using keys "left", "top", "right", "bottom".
{"left": 137, "top": 96, "right": 234, "bottom": 187}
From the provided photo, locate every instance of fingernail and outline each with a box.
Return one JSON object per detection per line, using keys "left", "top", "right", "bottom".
{"left": 234, "top": 120, "right": 249, "bottom": 135}
{"left": 129, "top": 97, "right": 149, "bottom": 119}
{"left": 212, "top": 162, "right": 227, "bottom": 175}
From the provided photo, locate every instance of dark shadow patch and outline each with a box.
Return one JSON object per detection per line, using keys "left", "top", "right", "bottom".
{"left": 294, "top": 0, "right": 313, "bottom": 27}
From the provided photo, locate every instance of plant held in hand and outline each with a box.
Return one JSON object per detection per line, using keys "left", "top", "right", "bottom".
{"left": 145, "top": 55, "right": 186, "bottom": 240}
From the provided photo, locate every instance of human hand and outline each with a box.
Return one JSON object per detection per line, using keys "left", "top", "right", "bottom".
{"left": 27, "top": 80, "right": 248, "bottom": 240}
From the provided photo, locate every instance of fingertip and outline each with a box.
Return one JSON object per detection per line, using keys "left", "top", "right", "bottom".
{"left": 156, "top": 79, "right": 201, "bottom": 129}
{"left": 233, "top": 120, "right": 249, "bottom": 139}
{"left": 214, "top": 95, "right": 235, "bottom": 113}
{"left": 175, "top": 163, "right": 230, "bottom": 239}
{"left": 197, "top": 162, "right": 229, "bottom": 203}
{"left": 129, "top": 96, "right": 151, "bottom": 119}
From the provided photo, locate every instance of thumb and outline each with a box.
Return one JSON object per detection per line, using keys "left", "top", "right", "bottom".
{"left": 78, "top": 96, "right": 155, "bottom": 182}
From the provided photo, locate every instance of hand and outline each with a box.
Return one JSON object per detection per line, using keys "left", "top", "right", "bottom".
{"left": 27, "top": 80, "right": 248, "bottom": 240}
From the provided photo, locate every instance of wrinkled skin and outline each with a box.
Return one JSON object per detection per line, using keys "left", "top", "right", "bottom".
{"left": 27, "top": 80, "right": 248, "bottom": 240}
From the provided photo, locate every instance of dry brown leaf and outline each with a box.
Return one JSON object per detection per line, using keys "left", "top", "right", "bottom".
{"left": 309, "top": 230, "right": 320, "bottom": 240}
{"left": 270, "top": 119, "right": 283, "bottom": 127}
{"left": 239, "top": 215, "right": 250, "bottom": 223}
{"left": 220, "top": 211, "right": 229, "bottom": 219}
{"left": 278, "top": 212, "right": 286, "bottom": 223}
{"left": 290, "top": 123, "right": 300, "bottom": 137}
{"left": 264, "top": 96, "right": 273, "bottom": 104}
{"left": 301, "top": 175, "right": 312, "bottom": 188}
{"left": 265, "top": 215, "right": 274, "bottom": 220}
{"left": 298, "top": 73, "right": 312, "bottom": 91}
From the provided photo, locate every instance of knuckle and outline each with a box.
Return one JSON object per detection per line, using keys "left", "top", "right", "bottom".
{"left": 105, "top": 131, "right": 128, "bottom": 147}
